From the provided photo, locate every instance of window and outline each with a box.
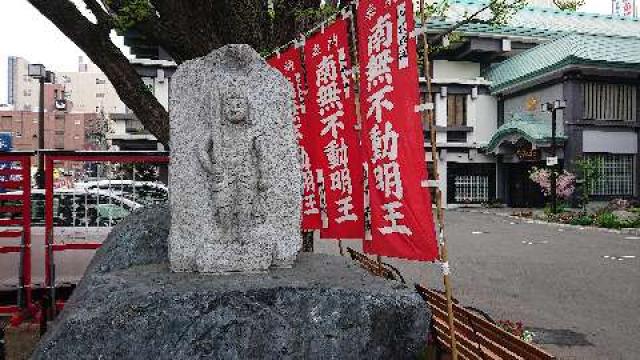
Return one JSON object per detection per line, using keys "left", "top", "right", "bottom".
{"left": 447, "top": 94, "right": 466, "bottom": 127}
{"left": 1, "top": 116, "right": 12, "bottom": 130}
{"left": 125, "top": 119, "right": 146, "bottom": 133}
{"left": 55, "top": 117, "right": 65, "bottom": 131}
{"left": 96, "top": 93, "right": 105, "bottom": 98}
{"left": 454, "top": 175, "right": 489, "bottom": 203}
{"left": 54, "top": 135, "right": 65, "bottom": 149}
{"left": 96, "top": 78, "right": 106, "bottom": 85}
{"left": 447, "top": 131, "right": 467, "bottom": 143}
{"left": 583, "top": 82, "right": 637, "bottom": 121}
{"left": 589, "top": 154, "right": 634, "bottom": 196}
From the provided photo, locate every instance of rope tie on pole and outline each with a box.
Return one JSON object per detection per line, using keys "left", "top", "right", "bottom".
{"left": 440, "top": 261, "right": 451, "bottom": 276}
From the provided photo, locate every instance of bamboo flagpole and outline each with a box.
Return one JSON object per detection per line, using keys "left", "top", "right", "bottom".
{"left": 344, "top": 6, "right": 372, "bottom": 257}
{"left": 418, "top": 0, "right": 459, "bottom": 359}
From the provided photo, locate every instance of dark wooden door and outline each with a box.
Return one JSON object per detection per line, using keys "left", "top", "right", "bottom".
{"left": 507, "top": 163, "right": 545, "bottom": 208}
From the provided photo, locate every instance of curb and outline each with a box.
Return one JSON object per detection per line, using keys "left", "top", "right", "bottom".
{"left": 452, "top": 208, "right": 640, "bottom": 236}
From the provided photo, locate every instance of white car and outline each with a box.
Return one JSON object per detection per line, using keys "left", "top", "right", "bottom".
{"left": 0, "top": 188, "right": 143, "bottom": 290}
{"left": 75, "top": 180, "right": 168, "bottom": 206}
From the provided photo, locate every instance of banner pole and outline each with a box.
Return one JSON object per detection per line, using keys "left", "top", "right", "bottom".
{"left": 345, "top": 5, "right": 372, "bottom": 259}
{"left": 418, "top": 1, "right": 458, "bottom": 359}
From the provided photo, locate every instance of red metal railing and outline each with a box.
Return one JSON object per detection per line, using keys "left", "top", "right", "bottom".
{"left": 0, "top": 152, "right": 33, "bottom": 318}
{"left": 43, "top": 150, "right": 169, "bottom": 317}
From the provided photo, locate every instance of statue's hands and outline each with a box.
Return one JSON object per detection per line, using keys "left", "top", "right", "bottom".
{"left": 198, "top": 135, "right": 225, "bottom": 188}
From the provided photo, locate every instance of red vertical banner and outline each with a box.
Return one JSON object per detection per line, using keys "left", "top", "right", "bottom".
{"left": 268, "top": 46, "right": 322, "bottom": 230}
{"left": 357, "top": 0, "right": 438, "bottom": 260}
{"left": 304, "top": 18, "right": 365, "bottom": 239}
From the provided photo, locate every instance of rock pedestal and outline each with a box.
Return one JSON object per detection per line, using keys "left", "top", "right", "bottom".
{"left": 32, "top": 206, "right": 430, "bottom": 360}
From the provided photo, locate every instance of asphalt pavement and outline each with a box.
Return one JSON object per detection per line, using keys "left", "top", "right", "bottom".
{"left": 315, "top": 210, "right": 640, "bottom": 360}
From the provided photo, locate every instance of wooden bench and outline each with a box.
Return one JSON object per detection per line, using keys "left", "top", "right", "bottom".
{"left": 415, "top": 285, "right": 556, "bottom": 360}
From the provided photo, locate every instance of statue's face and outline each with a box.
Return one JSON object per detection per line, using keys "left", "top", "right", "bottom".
{"left": 223, "top": 95, "right": 248, "bottom": 124}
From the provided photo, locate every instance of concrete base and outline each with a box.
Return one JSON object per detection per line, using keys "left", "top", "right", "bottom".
{"left": 32, "top": 206, "right": 429, "bottom": 360}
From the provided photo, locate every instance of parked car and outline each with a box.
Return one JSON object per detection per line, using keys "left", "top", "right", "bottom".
{"left": 74, "top": 180, "right": 168, "bottom": 206}
{"left": 0, "top": 188, "right": 143, "bottom": 290}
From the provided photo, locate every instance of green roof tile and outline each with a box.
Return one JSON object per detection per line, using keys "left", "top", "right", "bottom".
{"left": 423, "top": 0, "right": 640, "bottom": 40}
{"left": 484, "top": 112, "right": 566, "bottom": 153}
{"left": 484, "top": 34, "right": 640, "bottom": 93}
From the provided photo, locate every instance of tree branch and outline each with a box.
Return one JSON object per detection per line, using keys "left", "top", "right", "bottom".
{"left": 83, "top": 0, "right": 112, "bottom": 29}
{"left": 27, "top": 0, "right": 170, "bottom": 145}
{"left": 428, "top": 4, "right": 490, "bottom": 46}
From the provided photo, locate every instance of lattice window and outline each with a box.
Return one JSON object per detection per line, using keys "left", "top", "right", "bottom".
{"left": 583, "top": 82, "right": 637, "bottom": 121}
{"left": 589, "top": 154, "right": 634, "bottom": 196}
{"left": 454, "top": 175, "right": 488, "bottom": 203}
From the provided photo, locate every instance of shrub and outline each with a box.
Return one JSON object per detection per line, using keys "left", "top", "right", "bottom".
{"left": 543, "top": 202, "right": 569, "bottom": 218}
{"left": 595, "top": 212, "right": 620, "bottom": 229}
{"left": 529, "top": 167, "right": 576, "bottom": 201}
{"left": 570, "top": 215, "right": 594, "bottom": 226}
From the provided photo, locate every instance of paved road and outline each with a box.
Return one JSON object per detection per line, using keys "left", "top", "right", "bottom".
{"left": 315, "top": 210, "right": 640, "bottom": 360}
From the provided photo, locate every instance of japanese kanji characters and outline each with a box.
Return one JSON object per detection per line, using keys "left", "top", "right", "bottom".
{"left": 267, "top": 46, "right": 322, "bottom": 229}
{"left": 358, "top": 0, "right": 437, "bottom": 261}
{"left": 305, "top": 18, "right": 365, "bottom": 239}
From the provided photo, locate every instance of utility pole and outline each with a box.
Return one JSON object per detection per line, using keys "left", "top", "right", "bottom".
{"left": 38, "top": 76, "right": 45, "bottom": 188}
{"left": 551, "top": 106, "right": 557, "bottom": 213}
{"left": 28, "top": 64, "right": 48, "bottom": 188}
{"left": 541, "top": 100, "right": 566, "bottom": 213}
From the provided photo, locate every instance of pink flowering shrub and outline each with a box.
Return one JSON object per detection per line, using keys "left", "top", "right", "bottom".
{"left": 529, "top": 167, "right": 576, "bottom": 199}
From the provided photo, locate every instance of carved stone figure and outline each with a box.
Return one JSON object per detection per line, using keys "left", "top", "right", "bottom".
{"left": 168, "top": 44, "right": 302, "bottom": 273}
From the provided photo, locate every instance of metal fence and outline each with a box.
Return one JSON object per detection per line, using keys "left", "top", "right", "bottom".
{"left": 0, "top": 150, "right": 168, "bottom": 323}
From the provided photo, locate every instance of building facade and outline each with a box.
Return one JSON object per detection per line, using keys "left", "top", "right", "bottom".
{"left": 120, "top": 0, "right": 640, "bottom": 208}
{"left": 425, "top": 0, "right": 640, "bottom": 207}
{"left": 7, "top": 56, "right": 41, "bottom": 111}
{"left": 55, "top": 57, "right": 126, "bottom": 115}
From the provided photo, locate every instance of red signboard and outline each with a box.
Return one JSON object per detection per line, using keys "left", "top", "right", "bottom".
{"left": 268, "top": 46, "right": 322, "bottom": 230}
{"left": 304, "top": 18, "right": 365, "bottom": 239}
{"left": 356, "top": 0, "right": 438, "bottom": 260}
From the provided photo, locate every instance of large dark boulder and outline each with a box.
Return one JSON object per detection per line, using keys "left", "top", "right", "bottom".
{"left": 32, "top": 206, "right": 429, "bottom": 359}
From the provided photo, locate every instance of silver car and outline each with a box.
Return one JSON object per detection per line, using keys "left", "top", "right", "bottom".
{"left": 0, "top": 188, "right": 142, "bottom": 289}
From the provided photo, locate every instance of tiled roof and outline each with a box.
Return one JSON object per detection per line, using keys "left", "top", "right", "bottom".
{"left": 423, "top": 0, "right": 640, "bottom": 41}
{"left": 483, "top": 34, "right": 640, "bottom": 93}
{"left": 484, "top": 112, "right": 566, "bottom": 153}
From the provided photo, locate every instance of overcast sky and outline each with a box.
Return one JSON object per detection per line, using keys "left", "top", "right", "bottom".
{"left": 0, "top": 0, "right": 617, "bottom": 103}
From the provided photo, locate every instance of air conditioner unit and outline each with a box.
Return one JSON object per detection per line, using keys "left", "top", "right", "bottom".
{"left": 55, "top": 99, "right": 67, "bottom": 110}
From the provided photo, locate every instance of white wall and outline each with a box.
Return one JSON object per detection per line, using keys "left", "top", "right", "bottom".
{"left": 503, "top": 83, "right": 564, "bottom": 124}
{"left": 141, "top": 69, "right": 170, "bottom": 110}
{"left": 57, "top": 71, "right": 126, "bottom": 114}
{"left": 473, "top": 94, "right": 498, "bottom": 145}
{"left": 433, "top": 60, "right": 481, "bottom": 81}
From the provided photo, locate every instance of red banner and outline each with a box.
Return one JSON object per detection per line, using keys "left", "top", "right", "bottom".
{"left": 357, "top": 0, "right": 438, "bottom": 260}
{"left": 268, "top": 46, "right": 322, "bottom": 230}
{"left": 304, "top": 18, "right": 365, "bottom": 239}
